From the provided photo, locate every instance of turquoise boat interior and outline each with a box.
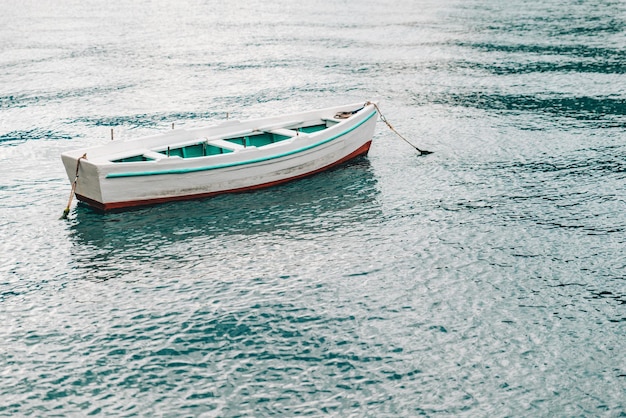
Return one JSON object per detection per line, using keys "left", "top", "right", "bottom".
{"left": 111, "top": 123, "right": 331, "bottom": 163}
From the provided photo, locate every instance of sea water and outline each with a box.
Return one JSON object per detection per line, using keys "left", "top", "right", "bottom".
{"left": 0, "top": 0, "right": 624, "bottom": 416}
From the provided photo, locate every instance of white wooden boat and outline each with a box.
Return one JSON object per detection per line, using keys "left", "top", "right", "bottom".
{"left": 61, "top": 101, "right": 378, "bottom": 211}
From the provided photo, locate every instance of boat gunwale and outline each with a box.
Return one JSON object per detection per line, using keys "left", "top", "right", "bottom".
{"left": 105, "top": 108, "right": 377, "bottom": 179}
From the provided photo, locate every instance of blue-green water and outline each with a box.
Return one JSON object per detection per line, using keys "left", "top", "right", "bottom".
{"left": 1, "top": 0, "right": 625, "bottom": 416}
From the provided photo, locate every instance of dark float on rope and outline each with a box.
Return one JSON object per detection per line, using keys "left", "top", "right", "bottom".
{"left": 367, "top": 102, "right": 432, "bottom": 156}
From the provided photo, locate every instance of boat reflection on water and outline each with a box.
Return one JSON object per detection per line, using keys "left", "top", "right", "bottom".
{"left": 68, "top": 158, "right": 380, "bottom": 281}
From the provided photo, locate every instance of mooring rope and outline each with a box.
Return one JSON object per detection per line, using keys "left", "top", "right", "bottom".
{"left": 61, "top": 153, "right": 87, "bottom": 219}
{"left": 366, "top": 101, "right": 432, "bottom": 156}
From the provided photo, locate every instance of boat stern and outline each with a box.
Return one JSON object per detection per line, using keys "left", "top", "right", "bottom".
{"left": 61, "top": 151, "right": 105, "bottom": 208}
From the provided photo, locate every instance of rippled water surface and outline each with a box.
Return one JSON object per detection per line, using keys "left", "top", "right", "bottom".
{"left": 1, "top": 0, "right": 625, "bottom": 416}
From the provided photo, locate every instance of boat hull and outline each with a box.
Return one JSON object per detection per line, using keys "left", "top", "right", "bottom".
{"left": 61, "top": 102, "right": 377, "bottom": 211}
{"left": 77, "top": 140, "right": 371, "bottom": 211}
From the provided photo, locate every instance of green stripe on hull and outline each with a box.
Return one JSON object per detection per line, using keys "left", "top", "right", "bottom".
{"left": 106, "top": 111, "right": 377, "bottom": 179}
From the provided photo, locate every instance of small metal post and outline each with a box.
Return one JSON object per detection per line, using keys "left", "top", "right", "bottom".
{"left": 111, "top": 128, "right": 114, "bottom": 141}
